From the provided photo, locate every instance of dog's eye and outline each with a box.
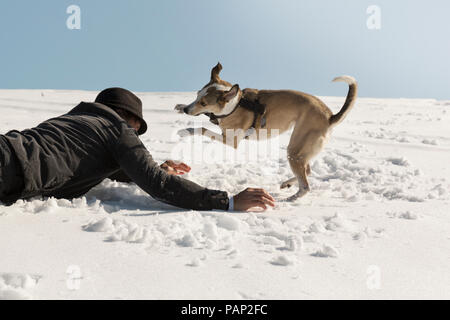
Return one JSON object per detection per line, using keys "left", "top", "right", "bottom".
{"left": 200, "top": 101, "right": 207, "bottom": 107}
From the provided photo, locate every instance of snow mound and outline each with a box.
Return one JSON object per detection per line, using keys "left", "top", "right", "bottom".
{"left": 186, "top": 257, "right": 204, "bottom": 267}
{"left": 309, "top": 148, "right": 450, "bottom": 202}
{"left": 83, "top": 217, "right": 149, "bottom": 243}
{"left": 324, "top": 213, "right": 357, "bottom": 232}
{"left": 386, "top": 157, "right": 410, "bottom": 167}
{"left": 0, "top": 273, "right": 40, "bottom": 300}
{"left": 82, "top": 212, "right": 335, "bottom": 268}
{"left": 216, "top": 214, "right": 242, "bottom": 231}
{"left": 8, "top": 196, "right": 105, "bottom": 215}
{"left": 387, "top": 211, "right": 420, "bottom": 220}
{"left": 82, "top": 212, "right": 246, "bottom": 251}
{"left": 311, "top": 245, "right": 340, "bottom": 258}
{"left": 270, "top": 255, "right": 295, "bottom": 266}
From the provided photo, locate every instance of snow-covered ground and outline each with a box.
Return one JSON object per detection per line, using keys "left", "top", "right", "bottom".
{"left": 0, "top": 89, "right": 449, "bottom": 299}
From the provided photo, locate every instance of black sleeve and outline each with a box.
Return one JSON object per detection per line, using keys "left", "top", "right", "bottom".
{"left": 111, "top": 127, "right": 229, "bottom": 211}
{"left": 108, "top": 170, "right": 132, "bottom": 183}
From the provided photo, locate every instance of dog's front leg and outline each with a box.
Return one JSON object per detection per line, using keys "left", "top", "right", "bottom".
{"left": 178, "top": 128, "right": 244, "bottom": 149}
{"left": 221, "top": 129, "right": 247, "bottom": 149}
{"left": 178, "top": 127, "right": 222, "bottom": 139}
{"left": 201, "top": 129, "right": 242, "bottom": 149}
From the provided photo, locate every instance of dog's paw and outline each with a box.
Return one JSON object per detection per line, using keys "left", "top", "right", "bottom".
{"left": 281, "top": 177, "right": 298, "bottom": 189}
{"left": 280, "top": 182, "right": 292, "bottom": 189}
{"left": 174, "top": 104, "right": 187, "bottom": 113}
{"left": 177, "top": 128, "right": 194, "bottom": 137}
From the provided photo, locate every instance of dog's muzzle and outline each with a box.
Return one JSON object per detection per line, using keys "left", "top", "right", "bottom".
{"left": 175, "top": 102, "right": 202, "bottom": 116}
{"left": 175, "top": 103, "right": 189, "bottom": 114}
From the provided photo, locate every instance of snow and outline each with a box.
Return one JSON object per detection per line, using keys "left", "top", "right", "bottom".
{"left": 0, "top": 273, "right": 40, "bottom": 300}
{"left": 311, "top": 245, "right": 340, "bottom": 258}
{"left": 0, "top": 89, "right": 449, "bottom": 299}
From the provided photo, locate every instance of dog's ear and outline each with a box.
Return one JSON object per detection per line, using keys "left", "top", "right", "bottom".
{"left": 222, "top": 84, "right": 240, "bottom": 102}
{"left": 210, "top": 62, "right": 223, "bottom": 83}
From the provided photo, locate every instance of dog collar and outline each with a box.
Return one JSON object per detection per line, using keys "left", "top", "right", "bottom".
{"left": 205, "top": 95, "right": 266, "bottom": 128}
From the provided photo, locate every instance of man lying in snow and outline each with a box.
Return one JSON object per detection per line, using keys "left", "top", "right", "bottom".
{"left": 0, "top": 88, "right": 275, "bottom": 211}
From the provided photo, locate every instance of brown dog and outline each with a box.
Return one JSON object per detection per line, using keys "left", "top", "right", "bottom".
{"left": 175, "top": 63, "right": 357, "bottom": 200}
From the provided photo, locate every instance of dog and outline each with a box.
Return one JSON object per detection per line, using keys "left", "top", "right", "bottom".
{"left": 175, "top": 63, "right": 357, "bottom": 200}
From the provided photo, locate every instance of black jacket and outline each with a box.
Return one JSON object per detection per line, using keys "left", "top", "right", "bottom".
{"left": 2, "top": 102, "right": 229, "bottom": 210}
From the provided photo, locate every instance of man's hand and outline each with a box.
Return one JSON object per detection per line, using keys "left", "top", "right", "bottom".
{"left": 160, "top": 160, "right": 191, "bottom": 175}
{"left": 232, "top": 188, "right": 275, "bottom": 212}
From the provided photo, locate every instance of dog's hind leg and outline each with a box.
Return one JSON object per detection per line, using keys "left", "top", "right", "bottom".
{"left": 285, "top": 157, "right": 310, "bottom": 201}
{"left": 283, "top": 124, "right": 327, "bottom": 201}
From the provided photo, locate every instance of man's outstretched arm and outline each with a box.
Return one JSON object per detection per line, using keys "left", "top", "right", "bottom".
{"left": 111, "top": 127, "right": 274, "bottom": 211}
{"left": 108, "top": 170, "right": 133, "bottom": 183}
{"left": 108, "top": 161, "right": 189, "bottom": 183}
{"left": 156, "top": 161, "right": 275, "bottom": 211}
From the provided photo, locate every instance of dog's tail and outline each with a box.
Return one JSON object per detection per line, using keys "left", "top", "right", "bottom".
{"left": 329, "top": 75, "right": 358, "bottom": 128}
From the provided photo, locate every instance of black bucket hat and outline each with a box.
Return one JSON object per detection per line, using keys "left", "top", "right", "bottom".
{"left": 95, "top": 87, "right": 147, "bottom": 135}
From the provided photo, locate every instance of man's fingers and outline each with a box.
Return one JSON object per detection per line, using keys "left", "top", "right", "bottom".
{"left": 175, "top": 162, "right": 191, "bottom": 172}
{"left": 251, "top": 195, "right": 275, "bottom": 207}
{"left": 261, "top": 190, "right": 274, "bottom": 201}
{"left": 246, "top": 187, "right": 262, "bottom": 192}
{"left": 244, "top": 189, "right": 275, "bottom": 202}
{"left": 262, "top": 196, "right": 275, "bottom": 207}
{"left": 163, "top": 166, "right": 185, "bottom": 176}
{"left": 173, "top": 167, "right": 189, "bottom": 174}
{"left": 251, "top": 190, "right": 275, "bottom": 202}
{"left": 243, "top": 194, "right": 274, "bottom": 208}
{"left": 236, "top": 188, "right": 276, "bottom": 210}
{"left": 164, "top": 161, "right": 191, "bottom": 172}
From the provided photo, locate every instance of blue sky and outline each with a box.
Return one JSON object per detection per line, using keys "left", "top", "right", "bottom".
{"left": 0, "top": 0, "right": 449, "bottom": 99}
